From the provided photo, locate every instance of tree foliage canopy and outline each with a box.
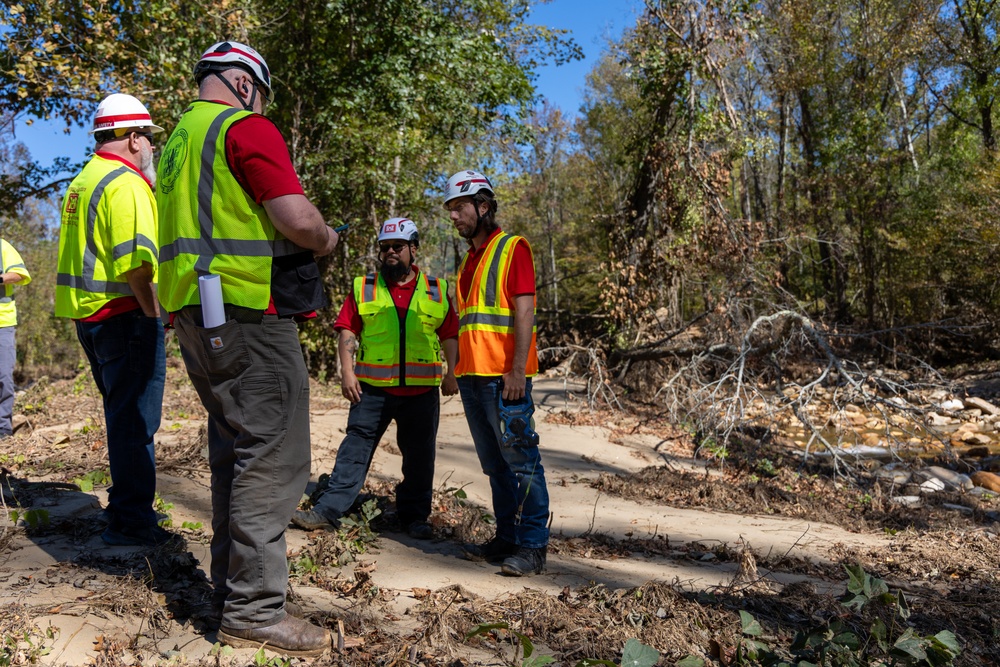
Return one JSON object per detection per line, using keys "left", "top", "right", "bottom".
{"left": 4, "top": 0, "right": 1000, "bottom": 383}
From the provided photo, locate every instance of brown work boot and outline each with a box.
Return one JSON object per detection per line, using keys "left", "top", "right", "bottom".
{"left": 219, "top": 615, "right": 331, "bottom": 657}
{"left": 206, "top": 600, "right": 304, "bottom": 631}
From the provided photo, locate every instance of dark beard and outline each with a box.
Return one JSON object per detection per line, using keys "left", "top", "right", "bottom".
{"left": 380, "top": 261, "right": 409, "bottom": 283}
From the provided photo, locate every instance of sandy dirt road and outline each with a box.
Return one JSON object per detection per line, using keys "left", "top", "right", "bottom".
{"left": 0, "top": 377, "right": 889, "bottom": 664}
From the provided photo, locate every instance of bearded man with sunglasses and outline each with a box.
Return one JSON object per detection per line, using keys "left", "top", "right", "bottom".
{"left": 292, "top": 218, "right": 458, "bottom": 540}
{"left": 156, "top": 41, "right": 338, "bottom": 657}
{"left": 56, "top": 93, "right": 169, "bottom": 548}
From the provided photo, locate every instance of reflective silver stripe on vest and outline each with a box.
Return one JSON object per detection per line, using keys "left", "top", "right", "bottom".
{"left": 459, "top": 312, "right": 516, "bottom": 329}
{"left": 1, "top": 262, "right": 24, "bottom": 302}
{"left": 355, "top": 363, "right": 400, "bottom": 380}
{"left": 56, "top": 166, "right": 136, "bottom": 297}
{"left": 56, "top": 273, "right": 133, "bottom": 294}
{"left": 426, "top": 275, "right": 440, "bottom": 302}
{"left": 112, "top": 234, "right": 158, "bottom": 262}
{"left": 159, "top": 237, "right": 277, "bottom": 263}
{"left": 484, "top": 233, "right": 514, "bottom": 307}
{"left": 362, "top": 273, "right": 377, "bottom": 302}
{"left": 194, "top": 108, "right": 241, "bottom": 275}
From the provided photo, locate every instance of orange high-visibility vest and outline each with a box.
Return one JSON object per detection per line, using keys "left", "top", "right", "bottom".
{"left": 455, "top": 232, "right": 538, "bottom": 377}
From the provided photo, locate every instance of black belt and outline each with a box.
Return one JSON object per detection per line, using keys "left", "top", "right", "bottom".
{"left": 175, "top": 304, "right": 265, "bottom": 325}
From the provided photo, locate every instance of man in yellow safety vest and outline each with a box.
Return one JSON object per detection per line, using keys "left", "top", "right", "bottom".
{"left": 444, "top": 170, "right": 550, "bottom": 576}
{"left": 0, "top": 239, "right": 30, "bottom": 439}
{"left": 156, "top": 40, "right": 338, "bottom": 658}
{"left": 292, "top": 218, "right": 458, "bottom": 539}
{"left": 56, "top": 93, "right": 169, "bottom": 548}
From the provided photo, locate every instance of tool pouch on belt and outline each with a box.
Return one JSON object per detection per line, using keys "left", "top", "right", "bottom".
{"left": 271, "top": 250, "right": 328, "bottom": 316}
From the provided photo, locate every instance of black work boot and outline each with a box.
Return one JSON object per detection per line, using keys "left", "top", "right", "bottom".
{"left": 290, "top": 509, "right": 337, "bottom": 531}
{"left": 461, "top": 535, "right": 517, "bottom": 563}
{"left": 501, "top": 546, "right": 546, "bottom": 576}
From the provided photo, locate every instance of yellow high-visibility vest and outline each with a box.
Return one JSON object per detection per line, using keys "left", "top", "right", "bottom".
{"left": 354, "top": 271, "right": 448, "bottom": 386}
{"left": 56, "top": 155, "right": 157, "bottom": 319}
{"left": 156, "top": 101, "right": 304, "bottom": 312}
{"left": 0, "top": 239, "right": 31, "bottom": 328}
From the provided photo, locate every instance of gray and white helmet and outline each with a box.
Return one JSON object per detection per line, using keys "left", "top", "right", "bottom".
{"left": 378, "top": 217, "right": 419, "bottom": 247}
{"left": 443, "top": 170, "right": 494, "bottom": 205}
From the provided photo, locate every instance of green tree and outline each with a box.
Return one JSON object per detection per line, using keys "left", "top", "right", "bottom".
{"left": 2, "top": 0, "right": 581, "bottom": 375}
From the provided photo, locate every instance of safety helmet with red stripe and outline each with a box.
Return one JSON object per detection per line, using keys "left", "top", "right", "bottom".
{"left": 194, "top": 40, "right": 272, "bottom": 100}
{"left": 89, "top": 93, "right": 164, "bottom": 136}
{"left": 378, "top": 217, "right": 420, "bottom": 248}
{"left": 443, "top": 170, "right": 495, "bottom": 205}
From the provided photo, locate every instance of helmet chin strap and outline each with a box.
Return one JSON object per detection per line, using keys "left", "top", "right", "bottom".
{"left": 473, "top": 200, "right": 486, "bottom": 239}
{"left": 214, "top": 71, "right": 259, "bottom": 112}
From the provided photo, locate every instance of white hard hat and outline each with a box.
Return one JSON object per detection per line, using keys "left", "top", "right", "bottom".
{"left": 378, "top": 217, "right": 419, "bottom": 246}
{"left": 443, "top": 170, "right": 494, "bottom": 205}
{"left": 195, "top": 41, "right": 272, "bottom": 99}
{"left": 89, "top": 93, "right": 164, "bottom": 135}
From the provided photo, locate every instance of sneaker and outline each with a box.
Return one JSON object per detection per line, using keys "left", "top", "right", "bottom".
{"left": 406, "top": 520, "right": 433, "bottom": 540}
{"left": 290, "top": 509, "right": 336, "bottom": 531}
{"left": 462, "top": 535, "right": 517, "bottom": 563}
{"left": 219, "top": 614, "right": 330, "bottom": 658}
{"left": 101, "top": 524, "right": 175, "bottom": 547}
{"left": 501, "top": 546, "right": 546, "bottom": 576}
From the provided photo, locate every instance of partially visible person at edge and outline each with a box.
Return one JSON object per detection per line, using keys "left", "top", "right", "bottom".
{"left": 55, "top": 93, "right": 169, "bottom": 548}
{"left": 155, "top": 41, "right": 338, "bottom": 658}
{"left": 445, "top": 170, "right": 551, "bottom": 576}
{"left": 0, "top": 239, "right": 31, "bottom": 439}
{"left": 292, "top": 217, "right": 459, "bottom": 539}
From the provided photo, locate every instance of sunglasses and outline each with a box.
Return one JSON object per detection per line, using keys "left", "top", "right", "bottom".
{"left": 379, "top": 242, "right": 408, "bottom": 253}
{"left": 133, "top": 131, "right": 154, "bottom": 142}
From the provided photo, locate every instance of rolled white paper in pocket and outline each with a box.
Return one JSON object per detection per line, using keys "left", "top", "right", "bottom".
{"left": 198, "top": 274, "right": 226, "bottom": 328}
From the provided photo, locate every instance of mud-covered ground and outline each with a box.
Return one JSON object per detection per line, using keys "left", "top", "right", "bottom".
{"left": 0, "top": 353, "right": 997, "bottom": 666}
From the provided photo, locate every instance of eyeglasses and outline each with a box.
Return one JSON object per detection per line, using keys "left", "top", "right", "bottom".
{"left": 132, "top": 131, "right": 154, "bottom": 143}
{"left": 445, "top": 200, "right": 469, "bottom": 212}
{"left": 257, "top": 83, "right": 272, "bottom": 105}
{"left": 379, "top": 242, "right": 408, "bottom": 253}
{"left": 254, "top": 81, "right": 272, "bottom": 113}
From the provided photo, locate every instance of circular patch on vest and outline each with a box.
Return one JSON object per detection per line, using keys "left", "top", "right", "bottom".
{"left": 158, "top": 128, "right": 189, "bottom": 195}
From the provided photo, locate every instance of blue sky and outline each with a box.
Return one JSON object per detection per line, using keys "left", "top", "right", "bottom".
{"left": 529, "top": 0, "right": 641, "bottom": 115}
{"left": 11, "top": 0, "right": 642, "bottom": 168}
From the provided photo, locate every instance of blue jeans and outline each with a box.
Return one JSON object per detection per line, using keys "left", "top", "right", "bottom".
{"left": 0, "top": 327, "right": 15, "bottom": 436}
{"left": 458, "top": 376, "right": 549, "bottom": 549}
{"left": 76, "top": 310, "right": 166, "bottom": 530}
{"left": 314, "top": 384, "right": 439, "bottom": 527}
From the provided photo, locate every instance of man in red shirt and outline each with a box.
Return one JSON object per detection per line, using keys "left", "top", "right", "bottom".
{"left": 156, "top": 41, "right": 338, "bottom": 657}
{"left": 445, "top": 170, "right": 550, "bottom": 576}
{"left": 293, "top": 218, "right": 458, "bottom": 539}
{"left": 56, "top": 93, "right": 169, "bottom": 548}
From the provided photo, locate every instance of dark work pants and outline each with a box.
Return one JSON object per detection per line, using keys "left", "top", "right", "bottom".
{"left": 313, "top": 383, "right": 439, "bottom": 528}
{"left": 76, "top": 310, "right": 166, "bottom": 531}
{"left": 173, "top": 310, "right": 310, "bottom": 630}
